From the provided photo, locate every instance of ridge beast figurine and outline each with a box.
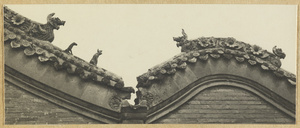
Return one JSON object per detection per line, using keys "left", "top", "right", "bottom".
{"left": 90, "top": 49, "right": 103, "bottom": 65}
{"left": 28, "top": 13, "right": 66, "bottom": 42}
{"left": 63, "top": 42, "right": 78, "bottom": 55}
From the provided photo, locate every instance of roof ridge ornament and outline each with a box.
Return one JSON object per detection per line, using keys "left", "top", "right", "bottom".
{"left": 63, "top": 42, "right": 78, "bottom": 55}
{"left": 4, "top": 6, "right": 65, "bottom": 43}
{"left": 90, "top": 49, "right": 103, "bottom": 65}
{"left": 172, "top": 29, "right": 286, "bottom": 67}
{"left": 273, "top": 46, "right": 286, "bottom": 59}
{"left": 29, "top": 13, "right": 65, "bottom": 42}
{"left": 173, "top": 29, "right": 188, "bottom": 51}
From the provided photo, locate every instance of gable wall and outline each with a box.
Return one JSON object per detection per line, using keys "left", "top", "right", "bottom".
{"left": 5, "top": 82, "right": 103, "bottom": 124}
{"left": 153, "top": 86, "right": 294, "bottom": 124}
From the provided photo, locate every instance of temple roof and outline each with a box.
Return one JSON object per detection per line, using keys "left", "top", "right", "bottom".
{"left": 136, "top": 30, "right": 296, "bottom": 88}
{"left": 4, "top": 6, "right": 134, "bottom": 93}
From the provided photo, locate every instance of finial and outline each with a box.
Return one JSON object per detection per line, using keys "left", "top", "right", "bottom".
{"left": 272, "top": 46, "right": 286, "bottom": 59}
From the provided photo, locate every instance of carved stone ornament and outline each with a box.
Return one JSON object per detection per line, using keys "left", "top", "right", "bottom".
{"left": 249, "top": 45, "right": 264, "bottom": 56}
{"left": 109, "top": 96, "right": 122, "bottom": 110}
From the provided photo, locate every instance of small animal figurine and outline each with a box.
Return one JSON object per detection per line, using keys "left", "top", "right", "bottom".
{"left": 63, "top": 42, "right": 77, "bottom": 55}
{"left": 89, "top": 49, "right": 102, "bottom": 65}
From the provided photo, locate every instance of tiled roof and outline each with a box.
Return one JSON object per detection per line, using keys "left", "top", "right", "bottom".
{"left": 4, "top": 6, "right": 134, "bottom": 93}
{"left": 136, "top": 30, "right": 296, "bottom": 87}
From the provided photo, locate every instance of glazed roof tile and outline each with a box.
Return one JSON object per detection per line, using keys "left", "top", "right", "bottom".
{"left": 4, "top": 6, "right": 134, "bottom": 93}
{"left": 136, "top": 30, "right": 296, "bottom": 87}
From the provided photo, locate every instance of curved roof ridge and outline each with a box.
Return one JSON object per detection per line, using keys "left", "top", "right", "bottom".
{"left": 4, "top": 6, "right": 134, "bottom": 93}
{"left": 136, "top": 30, "right": 295, "bottom": 87}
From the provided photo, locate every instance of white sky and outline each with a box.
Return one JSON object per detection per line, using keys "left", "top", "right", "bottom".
{"left": 5, "top": 4, "right": 297, "bottom": 103}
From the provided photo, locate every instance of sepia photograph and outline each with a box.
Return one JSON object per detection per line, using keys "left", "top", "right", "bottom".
{"left": 2, "top": 4, "right": 297, "bottom": 125}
